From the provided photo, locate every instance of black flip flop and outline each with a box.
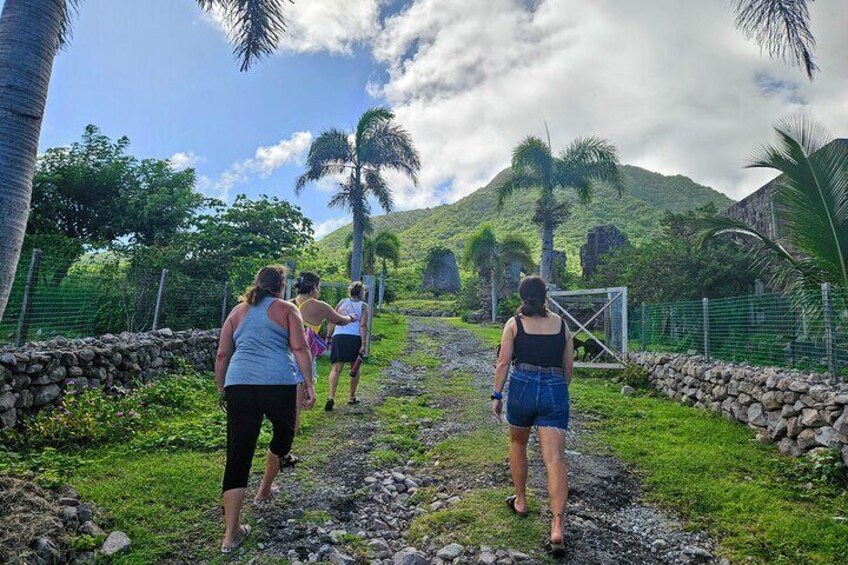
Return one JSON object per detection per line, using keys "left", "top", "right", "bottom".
{"left": 506, "top": 495, "right": 529, "bottom": 517}
{"left": 280, "top": 453, "right": 299, "bottom": 468}
{"left": 547, "top": 539, "right": 566, "bottom": 558}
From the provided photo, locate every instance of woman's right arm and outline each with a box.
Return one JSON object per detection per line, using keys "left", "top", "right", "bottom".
{"left": 284, "top": 305, "right": 316, "bottom": 409}
{"left": 492, "top": 318, "right": 516, "bottom": 419}
{"left": 322, "top": 300, "right": 355, "bottom": 326}
{"left": 215, "top": 314, "right": 237, "bottom": 393}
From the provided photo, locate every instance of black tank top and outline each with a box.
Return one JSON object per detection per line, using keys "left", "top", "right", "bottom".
{"left": 513, "top": 315, "right": 567, "bottom": 368}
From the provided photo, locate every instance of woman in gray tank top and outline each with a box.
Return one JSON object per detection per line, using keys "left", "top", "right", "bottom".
{"left": 215, "top": 265, "right": 315, "bottom": 553}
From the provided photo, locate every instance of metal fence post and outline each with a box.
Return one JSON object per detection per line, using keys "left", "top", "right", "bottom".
{"left": 285, "top": 278, "right": 293, "bottom": 301}
{"left": 15, "top": 249, "right": 43, "bottom": 347}
{"left": 703, "top": 297, "right": 710, "bottom": 362}
{"left": 822, "top": 283, "right": 836, "bottom": 381}
{"left": 152, "top": 269, "right": 169, "bottom": 331}
{"left": 220, "top": 282, "right": 229, "bottom": 326}
{"left": 641, "top": 302, "right": 647, "bottom": 351}
{"left": 363, "top": 274, "right": 376, "bottom": 357}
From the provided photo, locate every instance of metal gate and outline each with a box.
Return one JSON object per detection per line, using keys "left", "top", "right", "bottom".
{"left": 547, "top": 286, "right": 628, "bottom": 369}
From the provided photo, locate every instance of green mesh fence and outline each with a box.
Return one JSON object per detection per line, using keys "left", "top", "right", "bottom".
{"left": 630, "top": 288, "right": 848, "bottom": 376}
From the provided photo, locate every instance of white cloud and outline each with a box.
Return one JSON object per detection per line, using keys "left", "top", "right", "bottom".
{"left": 198, "top": 131, "right": 313, "bottom": 200}
{"left": 314, "top": 216, "right": 350, "bottom": 239}
{"left": 369, "top": 0, "right": 848, "bottom": 208}
{"left": 204, "top": 1, "right": 382, "bottom": 54}
{"left": 169, "top": 151, "right": 203, "bottom": 171}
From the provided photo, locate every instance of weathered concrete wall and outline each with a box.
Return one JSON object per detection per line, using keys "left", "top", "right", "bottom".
{"left": 630, "top": 352, "right": 848, "bottom": 466}
{"left": 0, "top": 328, "right": 219, "bottom": 428}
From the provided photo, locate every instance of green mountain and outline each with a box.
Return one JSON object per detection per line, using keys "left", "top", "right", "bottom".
{"left": 316, "top": 164, "right": 734, "bottom": 275}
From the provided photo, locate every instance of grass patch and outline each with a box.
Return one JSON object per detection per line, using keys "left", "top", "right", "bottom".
{"left": 426, "top": 428, "right": 508, "bottom": 472}
{"left": 409, "top": 487, "right": 547, "bottom": 553}
{"left": 573, "top": 376, "right": 848, "bottom": 564}
{"left": 389, "top": 298, "right": 456, "bottom": 315}
{"left": 443, "top": 317, "right": 502, "bottom": 348}
{"left": 373, "top": 395, "right": 444, "bottom": 465}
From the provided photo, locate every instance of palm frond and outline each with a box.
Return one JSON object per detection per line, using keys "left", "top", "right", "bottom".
{"left": 463, "top": 224, "right": 498, "bottom": 271}
{"left": 496, "top": 169, "right": 536, "bottom": 209}
{"left": 499, "top": 234, "right": 535, "bottom": 271}
{"left": 511, "top": 136, "right": 554, "bottom": 190}
{"left": 374, "top": 231, "right": 401, "bottom": 267}
{"left": 197, "top": 0, "right": 291, "bottom": 71}
{"left": 363, "top": 168, "right": 394, "bottom": 214}
{"left": 556, "top": 136, "right": 623, "bottom": 204}
{"left": 733, "top": 0, "right": 817, "bottom": 79}
{"left": 359, "top": 120, "right": 421, "bottom": 183}
{"left": 354, "top": 107, "right": 395, "bottom": 157}
{"left": 295, "top": 129, "right": 351, "bottom": 195}
{"left": 58, "top": 0, "right": 82, "bottom": 49}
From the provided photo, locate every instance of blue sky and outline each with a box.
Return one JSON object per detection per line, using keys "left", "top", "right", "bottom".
{"left": 11, "top": 0, "right": 848, "bottom": 238}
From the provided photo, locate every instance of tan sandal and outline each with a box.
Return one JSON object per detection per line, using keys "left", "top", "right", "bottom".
{"left": 221, "top": 524, "right": 251, "bottom": 554}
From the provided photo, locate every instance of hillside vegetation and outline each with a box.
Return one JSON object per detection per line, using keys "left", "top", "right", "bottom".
{"left": 317, "top": 164, "right": 733, "bottom": 276}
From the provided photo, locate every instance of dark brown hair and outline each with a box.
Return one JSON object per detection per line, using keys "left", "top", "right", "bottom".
{"left": 348, "top": 281, "right": 365, "bottom": 299}
{"left": 243, "top": 265, "right": 287, "bottom": 305}
{"left": 294, "top": 271, "right": 320, "bottom": 295}
{"left": 517, "top": 275, "right": 548, "bottom": 317}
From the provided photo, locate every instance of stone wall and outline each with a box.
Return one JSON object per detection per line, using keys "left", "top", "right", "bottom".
{"left": 0, "top": 328, "right": 219, "bottom": 428}
{"left": 630, "top": 352, "right": 848, "bottom": 466}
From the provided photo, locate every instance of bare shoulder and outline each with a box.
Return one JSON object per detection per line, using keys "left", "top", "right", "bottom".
{"left": 503, "top": 316, "right": 517, "bottom": 334}
{"left": 270, "top": 298, "right": 297, "bottom": 315}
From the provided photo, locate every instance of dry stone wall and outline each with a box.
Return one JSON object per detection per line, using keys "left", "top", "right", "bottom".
{"left": 630, "top": 352, "right": 848, "bottom": 466}
{"left": 0, "top": 328, "right": 219, "bottom": 428}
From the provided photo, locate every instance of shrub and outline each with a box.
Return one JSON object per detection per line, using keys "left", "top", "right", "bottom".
{"left": 799, "top": 448, "right": 847, "bottom": 487}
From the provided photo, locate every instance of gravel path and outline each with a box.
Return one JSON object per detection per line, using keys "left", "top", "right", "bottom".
{"left": 231, "top": 317, "right": 723, "bottom": 565}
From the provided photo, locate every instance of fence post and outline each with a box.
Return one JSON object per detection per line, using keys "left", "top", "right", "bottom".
{"left": 703, "top": 297, "right": 710, "bottom": 362}
{"left": 641, "top": 302, "right": 647, "bottom": 351}
{"left": 152, "top": 269, "right": 169, "bottom": 331}
{"left": 363, "top": 275, "right": 376, "bottom": 357}
{"left": 285, "top": 278, "right": 293, "bottom": 301}
{"left": 822, "top": 283, "right": 836, "bottom": 381}
{"left": 15, "top": 249, "right": 43, "bottom": 347}
{"left": 378, "top": 270, "right": 385, "bottom": 309}
{"left": 220, "top": 282, "right": 229, "bottom": 326}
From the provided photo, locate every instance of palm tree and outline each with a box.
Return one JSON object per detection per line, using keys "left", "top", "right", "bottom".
{"left": 732, "top": 0, "right": 817, "bottom": 79}
{"left": 463, "top": 225, "right": 535, "bottom": 323}
{"left": 0, "top": 0, "right": 291, "bottom": 321}
{"left": 694, "top": 116, "right": 848, "bottom": 303}
{"left": 374, "top": 231, "right": 401, "bottom": 307}
{"left": 296, "top": 107, "right": 420, "bottom": 282}
{"left": 497, "top": 134, "right": 622, "bottom": 283}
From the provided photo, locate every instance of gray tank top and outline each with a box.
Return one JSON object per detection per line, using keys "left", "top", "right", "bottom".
{"left": 225, "top": 296, "right": 298, "bottom": 387}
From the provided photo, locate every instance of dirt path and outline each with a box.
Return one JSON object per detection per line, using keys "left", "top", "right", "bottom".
{"left": 233, "top": 317, "right": 720, "bottom": 565}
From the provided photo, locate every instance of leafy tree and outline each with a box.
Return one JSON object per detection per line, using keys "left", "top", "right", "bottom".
{"left": 462, "top": 224, "right": 534, "bottom": 322}
{"left": 733, "top": 0, "right": 817, "bottom": 79}
{"left": 296, "top": 107, "right": 420, "bottom": 282}
{"left": 694, "top": 117, "right": 848, "bottom": 302}
{"left": 497, "top": 134, "right": 622, "bottom": 282}
{"left": 0, "top": 1, "right": 292, "bottom": 322}
{"left": 589, "top": 205, "right": 759, "bottom": 304}
{"left": 185, "top": 194, "right": 314, "bottom": 280}
{"left": 29, "top": 125, "right": 204, "bottom": 251}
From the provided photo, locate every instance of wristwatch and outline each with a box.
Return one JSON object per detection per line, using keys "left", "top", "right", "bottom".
{"left": 491, "top": 391, "right": 503, "bottom": 401}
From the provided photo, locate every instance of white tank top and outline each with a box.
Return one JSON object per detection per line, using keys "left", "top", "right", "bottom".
{"left": 335, "top": 299, "right": 364, "bottom": 337}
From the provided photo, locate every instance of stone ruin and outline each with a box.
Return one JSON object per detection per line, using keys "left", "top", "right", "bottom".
{"left": 580, "top": 225, "right": 629, "bottom": 277}
{"left": 422, "top": 250, "right": 461, "bottom": 295}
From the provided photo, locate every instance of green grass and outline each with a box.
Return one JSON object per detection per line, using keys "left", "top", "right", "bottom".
{"left": 409, "top": 487, "right": 547, "bottom": 552}
{"left": 373, "top": 395, "right": 444, "bottom": 465}
{"left": 573, "top": 376, "right": 848, "bottom": 564}
{"left": 426, "top": 428, "right": 508, "bottom": 472}
{"left": 443, "top": 317, "right": 503, "bottom": 347}
{"left": 389, "top": 298, "right": 457, "bottom": 314}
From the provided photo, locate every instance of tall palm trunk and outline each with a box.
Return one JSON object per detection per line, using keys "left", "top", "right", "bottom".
{"left": 0, "top": 1, "right": 63, "bottom": 321}
{"left": 540, "top": 217, "right": 555, "bottom": 283}
{"left": 350, "top": 170, "right": 364, "bottom": 282}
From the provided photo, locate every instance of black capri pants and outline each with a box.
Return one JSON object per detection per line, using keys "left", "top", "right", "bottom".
{"left": 223, "top": 384, "right": 297, "bottom": 492}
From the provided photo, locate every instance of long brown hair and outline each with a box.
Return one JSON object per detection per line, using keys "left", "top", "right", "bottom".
{"left": 242, "top": 265, "right": 287, "bottom": 305}
{"left": 516, "top": 275, "right": 548, "bottom": 317}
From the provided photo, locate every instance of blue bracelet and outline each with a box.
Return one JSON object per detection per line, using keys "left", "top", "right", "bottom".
{"left": 491, "top": 391, "right": 503, "bottom": 400}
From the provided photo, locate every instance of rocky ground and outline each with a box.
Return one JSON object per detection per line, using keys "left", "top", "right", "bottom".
{"left": 233, "top": 318, "right": 724, "bottom": 564}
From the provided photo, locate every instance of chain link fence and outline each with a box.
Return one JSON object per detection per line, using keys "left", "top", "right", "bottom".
{"left": 630, "top": 286, "right": 848, "bottom": 378}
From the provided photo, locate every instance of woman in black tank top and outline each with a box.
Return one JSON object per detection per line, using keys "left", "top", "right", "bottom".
{"left": 491, "top": 276, "right": 573, "bottom": 556}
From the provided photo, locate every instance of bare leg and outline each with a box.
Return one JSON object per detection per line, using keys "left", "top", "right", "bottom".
{"left": 509, "top": 426, "right": 532, "bottom": 513}
{"left": 295, "top": 383, "right": 303, "bottom": 434}
{"left": 222, "top": 488, "right": 246, "bottom": 546}
{"left": 537, "top": 427, "right": 568, "bottom": 544}
{"left": 255, "top": 449, "right": 282, "bottom": 503}
{"left": 328, "top": 363, "right": 343, "bottom": 400}
{"left": 349, "top": 373, "right": 360, "bottom": 401}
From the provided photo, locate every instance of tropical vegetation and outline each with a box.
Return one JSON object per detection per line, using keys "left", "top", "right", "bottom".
{"left": 462, "top": 224, "right": 534, "bottom": 322}
{"left": 296, "top": 107, "right": 420, "bottom": 282}
{"left": 0, "top": 0, "right": 293, "bottom": 323}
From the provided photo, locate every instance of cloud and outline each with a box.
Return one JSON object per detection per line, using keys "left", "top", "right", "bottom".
{"left": 204, "top": 1, "right": 381, "bottom": 54}
{"left": 314, "top": 216, "right": 350, "bottom": 239}
{"left": 198, "top": 131, "right": 313, "bottom": 200}
{"left": 169, "top": 151, "right": 203, "bottom": 171}
{"left": 368, "top": 0, "right": 848, "bottom": 208}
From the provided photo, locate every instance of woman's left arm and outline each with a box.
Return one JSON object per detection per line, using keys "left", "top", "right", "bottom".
{"left": 492, "top": 319, "right": 516, "bottom": 419}
{"left": 358, "top": 305, "right": 369, "bottom": 354}
{"left": 563, "top": 325, "right": 574, "bottom": 385}
{"left": 215, "top": 315, "right": 236, "bottom": 393}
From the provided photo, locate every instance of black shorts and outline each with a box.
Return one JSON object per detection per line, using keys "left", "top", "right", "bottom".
{"left": 331, "top": 334, "right": 362, "bottom": 364}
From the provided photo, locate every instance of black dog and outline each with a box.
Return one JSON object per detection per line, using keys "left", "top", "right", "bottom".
{"left": 572, "top": 336, "right": 605, "bottom": 361}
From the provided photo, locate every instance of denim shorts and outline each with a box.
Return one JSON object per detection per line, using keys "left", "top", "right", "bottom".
{"left": 506, "top": 368, "right": 570, "bottom": 430}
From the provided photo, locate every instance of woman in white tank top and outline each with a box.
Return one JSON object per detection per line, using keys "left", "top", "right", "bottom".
{"left": 325, "top": 281, "right": 369, "bottom": 411}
